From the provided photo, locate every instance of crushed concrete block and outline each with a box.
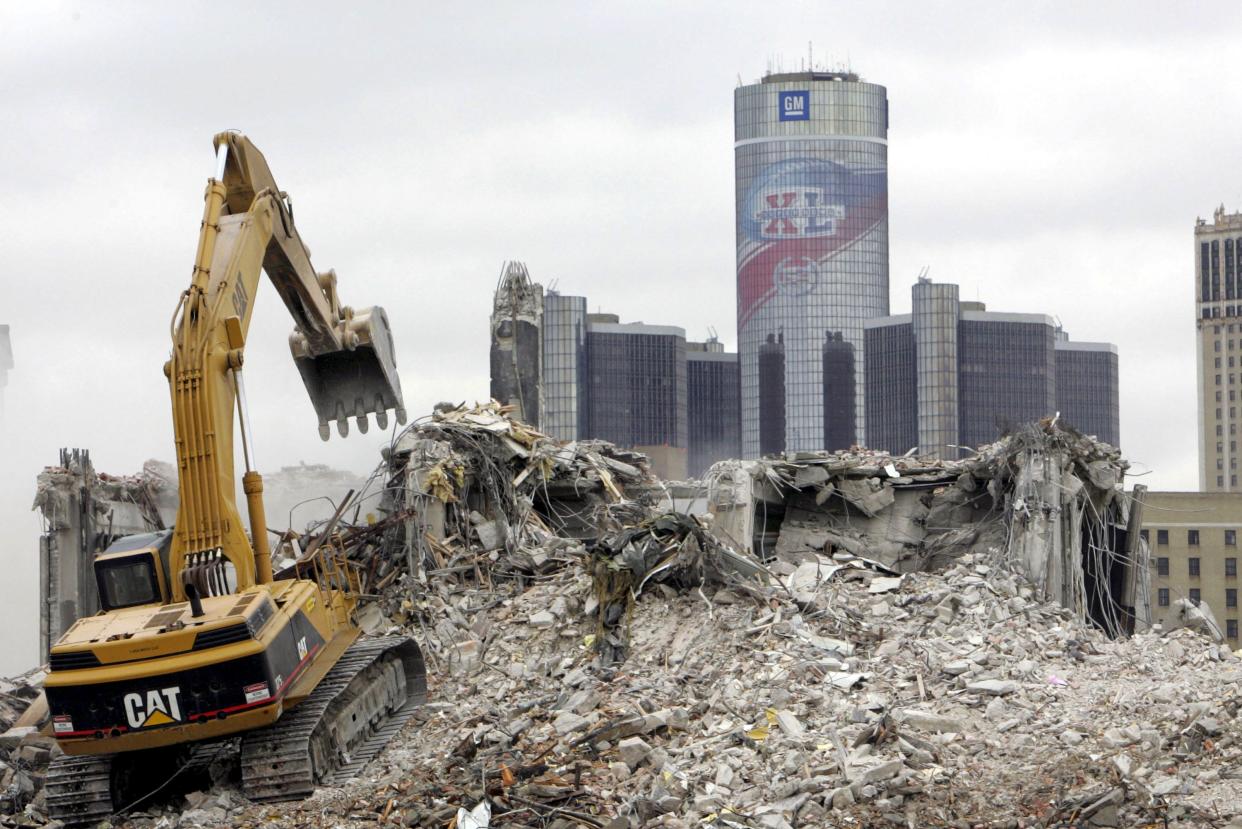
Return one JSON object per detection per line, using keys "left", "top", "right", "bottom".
{"left": 966, "top": 679, "right": 1018, "bottom": 696}
{"left": 900, "top": 710, "right": 966, "bottom": 734}
{"left": 553, "top": 711, "right": 590, "bottom": 735}
{"left": 618, "top": 736, "right": 653, "bottom": 769}
{"left": 529, "top": 610, "right": 556, "bottom": 628}
{"left": 0, "top": 728, "right": 35, "bottom": 750}
{"left": 861, "top": 759, "right": 903, "bottom": 784}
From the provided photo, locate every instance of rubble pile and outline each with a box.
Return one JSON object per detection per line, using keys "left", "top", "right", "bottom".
{"left": 7, "top": 410, "right": 1234, "bottom": 828}
{"left": 217, "top": 551, "right": 1242, "bottom": 829}
{"left": 709, "top": 420, "right": 1146, "bottom": 637}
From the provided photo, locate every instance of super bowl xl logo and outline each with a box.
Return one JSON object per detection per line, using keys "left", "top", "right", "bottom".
{"left": 124, "top": 686, "right": 183, "bottom": 728}
{"left": 754, "top": 189, "right": 845, "bottom": 240}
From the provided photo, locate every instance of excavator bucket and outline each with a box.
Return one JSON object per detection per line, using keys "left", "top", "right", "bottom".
{"left": 291, "top": 306, "right": 407, "bottom": 440}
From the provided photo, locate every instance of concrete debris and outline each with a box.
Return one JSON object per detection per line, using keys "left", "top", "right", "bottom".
{"left": 707, "top": 418, "right": 1148, "bottom": 638}
{"left": 32, "top": 449, "right": 177, "bottom": 657}
{"left": 13, "top": 408, "right": 1242, "bottom": 827}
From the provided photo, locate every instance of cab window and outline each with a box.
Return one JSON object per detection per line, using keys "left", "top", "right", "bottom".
{"left": 96, "top": 555, "right": 160, "bottom": 610}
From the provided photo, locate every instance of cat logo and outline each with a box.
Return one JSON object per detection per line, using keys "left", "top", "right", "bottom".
{"left": 123, "top": 686, "right": 183, "bottom": 729}
{"left": 296, "top": 636, "right": 308, "bottom": 661}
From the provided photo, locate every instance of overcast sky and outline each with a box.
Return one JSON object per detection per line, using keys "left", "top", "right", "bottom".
{"left": 1, "top": 1, "right": 1239, "bottom": 672}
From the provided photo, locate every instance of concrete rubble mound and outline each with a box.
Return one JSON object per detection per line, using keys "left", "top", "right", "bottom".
{"left": 7, "top": 410, "right": 1242, "bottom": 828}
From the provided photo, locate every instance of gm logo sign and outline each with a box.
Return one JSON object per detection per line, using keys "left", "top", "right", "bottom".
{"left": 779, "top": 91, "right": 810, "bottom": 121}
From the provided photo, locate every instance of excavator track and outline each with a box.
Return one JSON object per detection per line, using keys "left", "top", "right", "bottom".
{"left": 46, "top": 741, "right": 222, "bottom": 826}
{"left": 46, "top": 754, "right": 113, "bottom": 826}
{"left": 240, "top": 635, "right": 426, "bottom": 802}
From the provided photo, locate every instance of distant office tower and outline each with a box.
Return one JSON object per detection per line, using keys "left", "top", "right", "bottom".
{"left": 1197, "top": 206, "right": 1242, "bottom": 491}
{"left": 586, "top": 316, "right": 688, "bottom": 479}
{"left": 688, "top": 339, "right": 741, "bottom": 476}
{"left": 1055, "top": 337, "right": 1120, "bottom": 450}
{"left": 488, "top": 266, "right": 738, "bottom": 477}
{"left": 757, "top": 333, "right": 786, "bottom": 455}
{"left": 821, "top": 332, "right": 856, "bottom": 450}
{"left": 489, "top": 262, "right": 543, "bottom": 424}
{"left": 542, "top": 291, "right": 589, "bottom": 441}
{"left": 735, "top": 69, "right": 888, "bottom": 456}
{"left": 865, "top": 278, "right": 1119, "bottom": 457}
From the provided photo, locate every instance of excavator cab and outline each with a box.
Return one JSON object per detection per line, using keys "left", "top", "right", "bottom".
{"left": 290, "top": 304, "right": 406, "bottom": 440}
{"left": 93, "top": 531, "right": 174, "bottom": 610}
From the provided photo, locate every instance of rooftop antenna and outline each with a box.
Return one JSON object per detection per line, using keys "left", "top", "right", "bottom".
{"left": 809, "top": 41, "right": 813, "bottom": 71}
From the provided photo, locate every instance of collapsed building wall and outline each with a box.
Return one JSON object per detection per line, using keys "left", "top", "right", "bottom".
{"left": 707, "top": 419, "right": 1148, "bottom": 637}
{"left": 489, "top": 261, "right": 544, "bottom": 426}
{"left": 32, "top": 450, "right": 176, "bottom": 658}
{"left": 33, "top": 453, "right": 365, "bottom": 657}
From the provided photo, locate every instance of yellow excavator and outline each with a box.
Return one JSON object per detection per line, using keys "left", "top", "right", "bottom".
{"left": 40, "top": 133, "right": 425, "bottom": 825}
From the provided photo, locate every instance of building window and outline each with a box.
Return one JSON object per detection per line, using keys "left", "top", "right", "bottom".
{"left": 1216, "top": 358, "right": 1222, "bottom": 369}
{"left": 1228, "top": 530, "right": 1237, "bottom": 546}
{"left": 1158, "top": 529, "right": 1169, "bottom": 545}
{"left": 1218, "top": 340, "right": 1224, "bottom": 352}
{"left": 1190, "top": 588, "right": 1201, "bottom": 605}
{"left": 1189, "top": 529, "right": 1200, "bottom": 545}
{"left": 1233, "top": 441, "right": 1238, "bottom": 452}
{"left": 1218, "top": 407, "right": 1224, "bottom": 419}
{"left": 1218, "top": 425, "right": 1225, "bottom": 436}
{"left": 1190, "top": 557, "right": 1201, "bottom": 576}
{"left": 1218, "top": 391, "right": 1225, "bottom": 402}
{"left": 1157, "top": 556, "right": 1170, "bottom": 575}
{"left": 1158, "top": 588, "right": 1170, "bottom": 607}
{"left": 1219, "top": 459, "right": 1225, "bottom": 470}
{"left": 1230, "top": 620, "right": 1239, "bottom": 640}
{"left": 1220, "top": 475, "right": 1226, "bottom": 488}
{"left": 1218, "top": 374, "right": 1223, "bottom": 386}
{"left": 1233, "top": 475, "right": 1238, "bottom": 486}
{"left": 1228, "top": 557, "right": 1237, "bottom": 577}
{"left": 1229, "top": 589, "right": 1238, "bottom": 608}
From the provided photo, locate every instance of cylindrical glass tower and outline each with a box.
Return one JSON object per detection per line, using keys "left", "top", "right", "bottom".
{"left": 735, "top": 71, "right": 888, "bottom": 455}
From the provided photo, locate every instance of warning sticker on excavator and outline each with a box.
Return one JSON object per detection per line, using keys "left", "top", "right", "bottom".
{"left": 243, "top": 682, "right": 271, "bottom": 704}
{"left": 304, "top": 596, "right": 316, "bottom": 614}
{"left": 52, "top": 716, "right": 73, "bottom": 734}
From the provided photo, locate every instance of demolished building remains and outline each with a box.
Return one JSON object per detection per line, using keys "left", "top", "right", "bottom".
{"left": 708, "top": 419, "right": 1147, "bottom": 637}
{"left": 14, "top": 407, "right": 1229, "bottom": 828}
{"left": 32, "top": 450, "right": 176, "bottom": 658}
{"left": 32, "top": 453, "right": 366, "bottom": 660}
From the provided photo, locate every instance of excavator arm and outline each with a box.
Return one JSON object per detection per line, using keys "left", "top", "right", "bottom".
{"left": 166, "top": 132, "right": 405, "bottom": 602}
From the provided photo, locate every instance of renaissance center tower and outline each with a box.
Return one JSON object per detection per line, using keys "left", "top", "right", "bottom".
{"left": 735, "top": 70, "right": 889, "bottom": 455}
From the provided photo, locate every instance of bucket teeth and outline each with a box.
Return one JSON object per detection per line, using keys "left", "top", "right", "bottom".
{"left": 294, "top": 306, "right": 404, "bottom": 441}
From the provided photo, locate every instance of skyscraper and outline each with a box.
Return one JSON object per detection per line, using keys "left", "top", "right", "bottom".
{"left": 688, "top": 339, "right": 741, "bottom": 476}
{"left": 865, "top": 278, "right": 1119, "bottom": 457}
{"left": 735, "top": 69, "right": 888, "bottom": 456}
{"left": 1197, "top": 206, "right": 1242, "bottom": 491}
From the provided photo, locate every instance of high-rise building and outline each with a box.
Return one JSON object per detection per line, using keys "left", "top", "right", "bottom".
{"left": 864, "top": 278, "right": 1119, "bottom": 457}
{"left": 688, "top": 339, "right": 741, "bottom": 476}
{"left": 488, "top": 267, "right": 738, "bottom": 478}
{"left": 1196, "top": 206, "right": 1242, "bottom": 491}
{"left": 586, "top": 316, "right": 688, "bottom": 479}
{"left": 1056, "top": 337, "right": 1120, "bottom": 452}
{"left": 735, "top": 69, "right": 889, "bottom": 456}
{"left": 489, "top": 262, "right": 543, "bottom": 425}
{"left": 542, "top": 291, "right": 588, "bottom": 442}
